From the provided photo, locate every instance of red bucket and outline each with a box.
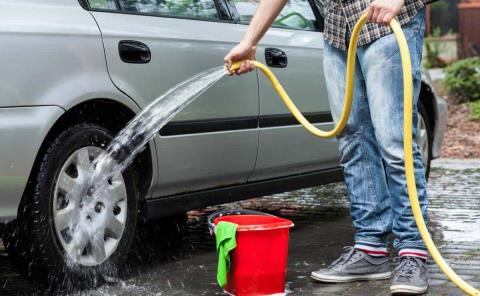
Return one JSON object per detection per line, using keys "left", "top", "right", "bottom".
{"left": 214, "top": 214, "right": 294, "bottom": 296}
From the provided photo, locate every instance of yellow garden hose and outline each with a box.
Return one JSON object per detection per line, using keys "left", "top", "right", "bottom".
{"left": 230, "top": 14, "right": 479, "bottom": 296}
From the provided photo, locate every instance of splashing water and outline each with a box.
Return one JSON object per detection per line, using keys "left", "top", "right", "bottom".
{"left": 64, "top": 66, "right": 227, "bottom": 264}
{"left": 90, "top": 66, "right": 227, "bottom": 190}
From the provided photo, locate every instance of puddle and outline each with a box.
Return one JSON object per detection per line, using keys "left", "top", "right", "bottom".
{"left": 428, "top": 162, "right": 480, "bottom": 242}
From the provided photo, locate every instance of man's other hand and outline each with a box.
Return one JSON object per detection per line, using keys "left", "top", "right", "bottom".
{"left": 366, "top": 0, "right": 404, "bottom": 25}
{"left": 224, "top": 41, "right": 257, "bottom": 76}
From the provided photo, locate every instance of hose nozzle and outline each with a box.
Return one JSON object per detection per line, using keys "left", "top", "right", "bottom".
{"left": 227, "top": 60, "right": 256, "bottom": 74}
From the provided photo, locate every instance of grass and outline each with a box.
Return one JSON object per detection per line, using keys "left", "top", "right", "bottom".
{"left": 469, "top": 100, "right": 480, "bottom": 120}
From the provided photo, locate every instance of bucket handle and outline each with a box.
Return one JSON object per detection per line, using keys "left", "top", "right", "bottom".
{"left": 207, "top": 209, "right": 273, "bottom": 235}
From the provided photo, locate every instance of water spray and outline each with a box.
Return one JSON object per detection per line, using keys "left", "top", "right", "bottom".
{"left": 62, "top": 66, "right": 227, "bottom": 265}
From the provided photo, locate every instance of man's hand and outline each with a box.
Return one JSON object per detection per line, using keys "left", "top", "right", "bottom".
{"left": 224, "top": 41, "right": 257, "bottom": 76}
{"left": 223, "top": 0, "right": 287, "bottom": 75}
{"left": 366, "top": 0, "right": 404, "bottom": 25}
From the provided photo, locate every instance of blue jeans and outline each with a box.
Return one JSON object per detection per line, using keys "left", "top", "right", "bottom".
{"left": 324, "top": 9, "right": 428, "bottom": 254}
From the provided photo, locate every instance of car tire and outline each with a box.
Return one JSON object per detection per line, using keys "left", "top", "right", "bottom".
{"left": 417, "top": 102, "right": 433, "bottom": 179}
{"left": 7, "top": 123, "right": 138, "bottom": 289}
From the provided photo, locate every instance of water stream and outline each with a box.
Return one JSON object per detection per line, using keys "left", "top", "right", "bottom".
{"left": 66, "top": 66, "right": 228, "bottom": 263}
{"left": 91, "top": 66, "right": 227, "bottom": 190}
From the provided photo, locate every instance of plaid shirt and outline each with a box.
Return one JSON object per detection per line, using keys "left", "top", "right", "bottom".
{"left": 324, "top": 0, "right": 428, "bottom": 50}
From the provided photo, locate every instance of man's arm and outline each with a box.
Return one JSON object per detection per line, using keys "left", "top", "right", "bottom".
{"left": 225, "top": 0, "right": 405, "bottom": 75}
{"left": 224, "top": 0, "right": 288, "bottom": 75}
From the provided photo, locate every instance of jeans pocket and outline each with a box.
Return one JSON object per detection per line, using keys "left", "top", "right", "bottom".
{"left": 380, "top": 12, "right": 424, "bottom": 63}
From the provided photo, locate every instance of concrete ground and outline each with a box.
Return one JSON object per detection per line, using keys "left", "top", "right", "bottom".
{"left": 0, "top": 159, "right": 479, "bottom": 295}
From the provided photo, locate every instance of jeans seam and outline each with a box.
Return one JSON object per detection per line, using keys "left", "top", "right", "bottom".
{"left": 358, "top": 91, "right": 389, "bottom": 237}
{"left": 359, "top": 67, "right": 390, "bottom": 236}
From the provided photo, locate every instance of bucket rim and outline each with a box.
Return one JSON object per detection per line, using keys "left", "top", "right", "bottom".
{"left": 207, "top": 209, "right": 274, "bottom": 234}
{"left": 214, "top": 215, "right": 294, "bottom": 232}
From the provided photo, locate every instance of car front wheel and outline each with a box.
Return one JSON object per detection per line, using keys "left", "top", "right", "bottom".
{"left": 5, "top": 123, "right": 138, "bottom": 288}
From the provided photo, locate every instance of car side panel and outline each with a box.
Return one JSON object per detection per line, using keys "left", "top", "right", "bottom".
{"left": 0, "top": 106, "right": 64, "bottom": 223}
{"left": 432, "top": 93, "right": 447, "bottom": 159}
{"left": 421, "top": 73, "right": 447, "bottom": 159}
{"left": 0, "top": 1, "right": 160, "bottom": 202}
{"left": 250, "top": 27, "right": 341, "bottom": 181}
{"left": 91, "top": 13, "right": 260, "bottom": 197}
{"left": 0, "top": 1, "right": 115, "bottom": 109}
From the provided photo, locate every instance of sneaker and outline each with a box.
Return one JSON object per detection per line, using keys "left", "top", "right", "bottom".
{"left": 390, "top": 256, "right": 428, "bottom": 294}
{"left": 310, "top": 246, "right": 392, "bottom": 283}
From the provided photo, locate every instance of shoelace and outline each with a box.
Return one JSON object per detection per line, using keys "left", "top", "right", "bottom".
{"left": 328, "top": 246, "right": 362, "bottom": 269}
{"left": 394, "top": 256, "right": 420, "bottom": 280}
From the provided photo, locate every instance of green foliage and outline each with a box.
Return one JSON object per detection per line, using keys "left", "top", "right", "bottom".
{"left": 121, "top": 0, "right": 219, "bottom": 19}
{"left": 443, "top": 57, "right": 480, "bottom": 102}
{"left": 88, "top": 0, "right": 110, "bottom": 9}
{"left": 429, "top": 0, "right": 458, "bottom": 34}
{"left": 469, "top": 100, "right": 480, "bottom": 120}
{"left": 430, "top": 0, "right": 449, "bottom": 11}
{"left": 424, "top": 27, "right": 445, "bottom": 69}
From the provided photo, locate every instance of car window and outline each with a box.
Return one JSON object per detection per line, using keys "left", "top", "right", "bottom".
{"left": 88, "top": 0, "right": 119, "bottom": 10}
{"left": 314, "top": 0, "right": 325, "bottom": 17}
{"left": 233, "top": 0, "right": 317, "bottom": 31}
{"left": 118, "top": 0, "right": 220, "bottom": 20}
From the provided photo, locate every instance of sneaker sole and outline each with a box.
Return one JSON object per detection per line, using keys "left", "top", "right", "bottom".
{"left": 310, "top": 271, "right": 392, "bottom": 283}
{"left": 390, "top": 284, "right": 428, "bottom": 294}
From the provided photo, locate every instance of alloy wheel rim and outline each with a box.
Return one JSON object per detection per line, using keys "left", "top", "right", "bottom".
{"left": 53, "top": 146, "right": 127, "bottom": 266}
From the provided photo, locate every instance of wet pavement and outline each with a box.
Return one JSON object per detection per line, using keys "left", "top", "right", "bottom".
{"left": 1, "top": 159, "right": 479, "bottom": 295}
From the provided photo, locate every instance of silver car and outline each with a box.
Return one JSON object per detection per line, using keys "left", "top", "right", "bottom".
{"left": 0, "top": 0, "right": 446, "bottom": 286}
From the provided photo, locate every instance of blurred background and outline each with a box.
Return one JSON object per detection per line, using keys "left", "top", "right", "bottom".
{"left": 425, "top": 0, "right": 480, "bottom": 159}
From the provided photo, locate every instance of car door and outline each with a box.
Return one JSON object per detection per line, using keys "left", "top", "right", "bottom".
{"left": 87, "top": 0, "right": 259, "bottom": 197}
{"left": 228, "top": 0, "right": 341, "bottom": 181}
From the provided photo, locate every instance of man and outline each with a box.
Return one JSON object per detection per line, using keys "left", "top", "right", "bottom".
{"left": 224, "top": 0, "right": 430, "bottom": 294}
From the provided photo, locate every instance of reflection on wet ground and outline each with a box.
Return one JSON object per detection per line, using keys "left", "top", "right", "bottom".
{"left": 1, "top": 159, "right": 479, "bottom": 295}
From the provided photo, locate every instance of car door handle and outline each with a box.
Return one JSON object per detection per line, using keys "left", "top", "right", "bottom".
{"left": 118, "top": 40, "right": 151, "bottom": 64}
{"left": 265, "top": 48, "right": 288, "bottom": 68}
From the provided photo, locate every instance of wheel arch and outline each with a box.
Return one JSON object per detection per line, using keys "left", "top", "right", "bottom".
{"left": 419, "top": 81, "right": 436, "bottom": 134}
{"left": 22, "top": 99, "right": 155, "bottom": 210}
